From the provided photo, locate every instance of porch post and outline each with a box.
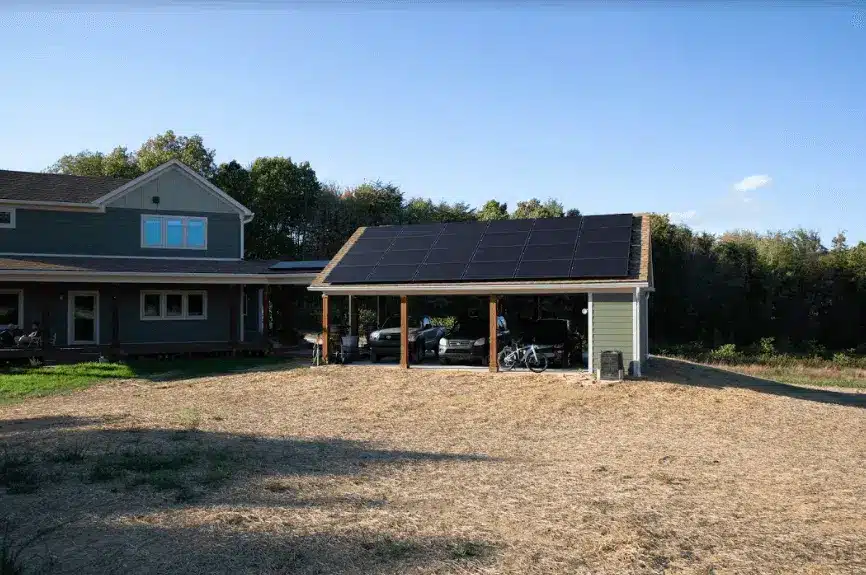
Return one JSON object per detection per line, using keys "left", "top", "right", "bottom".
{"left": 262, "top": 287, "right": 270, "bottom": 339}
{"left": 489, "top": 295, "right": 499, "bottom": 372}
{"left": 376, "top": 296, "right": 383, "bottom": 327}
{"left": 229, "top": 285, "right": 239, "bottom": 348}
{"left": 321, "top": 294, "right": 329, "bottom": 363}
{"left": 348, "top": 295, "right": 357, "bottom": 336}
{"left": 40, "top": 285, "right": 51, "bottom": 350}
{"left": 110, "top": 285, "right": 120, "bottom": 352}
{"left": 399, "top": 295, "right": 409, "bottom": 369}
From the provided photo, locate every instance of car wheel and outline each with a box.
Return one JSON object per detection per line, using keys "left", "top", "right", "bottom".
{"left": 481, "top": 354, "right": 489, "bottom": 367}
{"left": 440, "top": 357, "right": 450, "bottom": 365}
{"left": 433, "top": 344, "right": 440, "bottom": 359}
{"left": 370, "top": 350, "right": 379, "bottom": 363}
{"left": 414, "top": 343, "right": 424, "bottom": 364}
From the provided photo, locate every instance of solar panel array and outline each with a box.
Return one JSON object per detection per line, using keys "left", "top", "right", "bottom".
{"left": 326, "top": 214, "right": 634, "bottom": 284}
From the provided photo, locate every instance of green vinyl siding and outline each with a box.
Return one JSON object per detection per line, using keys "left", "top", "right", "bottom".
{"left": 592, "top": 293, "right": 635, "bottom": 375}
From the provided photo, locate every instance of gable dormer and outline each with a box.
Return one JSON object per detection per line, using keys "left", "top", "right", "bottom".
{"left": 0, "top": 160, "right": 253, "bottom": 260}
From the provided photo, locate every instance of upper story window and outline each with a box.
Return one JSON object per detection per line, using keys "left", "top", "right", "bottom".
{"left": 0, "top": 208, "right": 15, "bottom": 229}
{"left": 141, "top": 215, "right": 207, "bottom": 249}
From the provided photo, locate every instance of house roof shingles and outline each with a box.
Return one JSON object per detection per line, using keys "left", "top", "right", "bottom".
{"left": 0, "top": 256, "right": 316, "bottom": 277}
{"left": 0, "top": 170, "right": 130, "bottom": 204}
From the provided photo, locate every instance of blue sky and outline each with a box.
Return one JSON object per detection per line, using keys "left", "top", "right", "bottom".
{"left": 1, "top": 5, "right": 864, "bottom": 243}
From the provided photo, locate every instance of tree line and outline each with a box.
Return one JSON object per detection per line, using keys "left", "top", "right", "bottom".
{"left": 49, "top": 130, "right": 866, "bottom": 353}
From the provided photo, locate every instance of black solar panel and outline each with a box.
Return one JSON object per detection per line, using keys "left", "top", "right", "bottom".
{"left": 327, "top": 265, "right": 374, "bottom": 284}
{"left": 414, "top": 263, "right": 469, "bottom": 282}
{"left": 514, "top": 259, "right": 573, "bottom": 279}
{"left": 352, "top": 237, "right": 396, "bottom": 253}
{"left": 434, "top": 233, "right": 483, "bottom": 249}
{"left": 574, "top": 241, "right": 630, "bottom": 259}
{"left": 478, "top": 232, "right": 529, "bottom": 248}
{"left": 325, "top": 213, "right": 634, "bottom": 284}
{"left": 527, "top": 228, "right": 579, "bottom": 246}
{"left": 339, "top": 250, "right": 385, "bottom": 266}
{"left": 391, "top": 234, "right": 439, "bottom": 251}
{"left": 443, "top": 221, "right": 488, "bottom": 235}
{"left": 485, "top": 219, "right": 534, "bottom": 233}
{"left": 521, "top": 243, "right": 575, "bottom": 261}
{"left": 533, "top": 216, "right": 582, "bottom": 230}
{"left": 472, "top": 246, "right": 521, "bottom": 262}
{"left": 570, "top": 257, "right": 629, "bottom": 278}
{"left": 425, "top": 246, "right": 476, "bottom": 264}
{"left": 464, "top": 261, "right": 520, "bottom": 280}
{"left": 361, "top": 226, "right": 401, "bottom": 238}
{"left": 368, "top": 264, "right": 419, "bottom": 283}
{"left": 582, "top": 214, "right": 633, "bottom": 230}
{"left": 580, "top": 226, "right": 632, "bottom": 244}
{"left": 379, "top": 249, "right": 428, "bottom": 266}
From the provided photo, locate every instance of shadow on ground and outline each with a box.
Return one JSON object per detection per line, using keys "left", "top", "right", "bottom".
{"left": 0, "top": 417, "right": 497, "bottom": 574}
{"left": 651, "top": 356, "right": 866, "bottom": 409}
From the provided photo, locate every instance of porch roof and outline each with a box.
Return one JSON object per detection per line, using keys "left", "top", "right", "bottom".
{"left": 0, "top": 255, "right": 320, "bottom": 285}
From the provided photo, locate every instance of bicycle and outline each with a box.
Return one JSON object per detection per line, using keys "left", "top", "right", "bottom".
{"left": 497, "top": 339, "right": 549, "bottom": 373}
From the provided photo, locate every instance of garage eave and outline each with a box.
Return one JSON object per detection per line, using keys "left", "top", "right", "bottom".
{"left": 309, "top": 280, "right": 650, "bottom": 296}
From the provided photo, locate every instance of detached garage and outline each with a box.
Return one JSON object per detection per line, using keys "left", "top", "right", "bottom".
{"left": 309, "top": 213, "right": 653, "bottom": 376}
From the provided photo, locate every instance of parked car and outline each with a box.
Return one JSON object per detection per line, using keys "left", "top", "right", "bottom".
{"left": 520, "top": 318, "right": 582, "bottom": 367}
{"left": 368, "top": 315, "right": 445, "bottom": 363}
{"left": 439, "top": 315, "right": 511, "bottom": 366}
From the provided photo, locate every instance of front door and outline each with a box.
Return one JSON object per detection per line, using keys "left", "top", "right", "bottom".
{"left": 68, "top": 291, "right": 99, "bottom": 345}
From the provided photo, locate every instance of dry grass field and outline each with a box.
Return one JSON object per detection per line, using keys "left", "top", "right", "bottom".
{"left": 1, "top": 358, "right": 864, "bottom": 574}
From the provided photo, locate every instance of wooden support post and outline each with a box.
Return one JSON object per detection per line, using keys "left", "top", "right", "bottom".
{"left": 111, "top": 285, "right": 120, "bottom": 351}
{"left": 399, "top": 295, "right": 409, "bottom": 369}
{"left": 321, "top": 294, "right": 329, "bottom": 363}
{"left": 489, "top": 295, "right": 499, "bottom": 372}
{"left": 229, "top": 285, "right": 239, "bottom": 348}
{"left": 348, "top": 295, "right": 358, "bottom": 336}
{"left": 376, "top": 296, "right": 383, "bottom": 327}
{"left": 40, "top": 285, "right": 51, "bottom": 350}
{"left": 262, "top": 287, "right": 270, "bottom": 339}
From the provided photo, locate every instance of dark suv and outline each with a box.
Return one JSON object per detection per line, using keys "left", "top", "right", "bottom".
{"left": 520, "top": 318, "right": 582, "bottom": 367}
{"left": 438, "top": 315, "right": 511, "bottom": 366}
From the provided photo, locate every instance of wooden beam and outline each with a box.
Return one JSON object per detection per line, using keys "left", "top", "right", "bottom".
{"left": 489, "top": 295, "right": 499, "bottom": 372}
{"left": 321, "top": 294, "right": 329, "bottom": 363}
{"left": 399, "top": 295, "right": 409, "bottom": 369}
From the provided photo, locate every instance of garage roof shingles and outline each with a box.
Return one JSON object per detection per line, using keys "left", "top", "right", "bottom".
{"left": 0, "top": 170, "right": 130, "bottom": 204}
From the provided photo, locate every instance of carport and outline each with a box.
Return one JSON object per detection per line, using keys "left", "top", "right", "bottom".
{"left": 308, "top": 214, "right": 653, "bottom": 375}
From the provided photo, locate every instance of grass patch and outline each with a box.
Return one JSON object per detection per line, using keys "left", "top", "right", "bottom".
{"left": 0, "top": 357, "right": 297, "bottom": 404}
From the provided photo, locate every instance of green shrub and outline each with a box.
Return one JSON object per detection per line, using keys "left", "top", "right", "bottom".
{"left": 758, "top": 337, "right": 776, "bottom": 357}
{"left": 832, "top": 352, "right": 852, "bottom": 367}
{"left": 709, "top": 343, "right": 739, "bottom": 363}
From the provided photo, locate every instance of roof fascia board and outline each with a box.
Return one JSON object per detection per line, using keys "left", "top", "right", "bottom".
{"left": 91, "top": 160, "right": 254, "bottom": 219}
{"left": 0, "top": 269, "right": 317, "bottom": 285}
{"left": 309, "top": 281, "right": 649, "bottom": 296}
{"left": 0, "top": 199, "right": 104, "bottom": 213}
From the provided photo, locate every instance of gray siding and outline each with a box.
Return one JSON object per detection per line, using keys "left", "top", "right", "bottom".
{"left": 592, "top": 292, "right": 635, "bottom": 375}
{"left": 106, "top": 168, "right": 240, "bottom": 213}
{"left": 2, "top": 282, "right": 245, "bottom": 346}
{"left": 641, "top": 293, "right": 649, "bottom": 362}
{"left": 0, "top": 207, "right": 240, "bottom": 258}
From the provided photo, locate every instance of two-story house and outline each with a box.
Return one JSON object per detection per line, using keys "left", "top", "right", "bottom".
{"left": 0, "top": 160, "right": 324, "bottom": 359}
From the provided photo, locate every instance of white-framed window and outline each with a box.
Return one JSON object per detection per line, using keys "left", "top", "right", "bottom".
{"left": 0, "top": 289, "right": 23, "bottom": 328}
{"left": 140, "top": 291, "right": 208, "bottom": 321}
{"left": 141, "top": 215, "right": 207, "bottom": 249}
{"left": 0, "top": 208, "right": 15, "bottom": 229}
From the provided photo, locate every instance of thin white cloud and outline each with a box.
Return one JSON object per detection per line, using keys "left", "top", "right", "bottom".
{"left": 668, "top": 210, "right": 697, "bottom": 223}
{"left": 733, "top": 174, "right": 772, "bottom": 193}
